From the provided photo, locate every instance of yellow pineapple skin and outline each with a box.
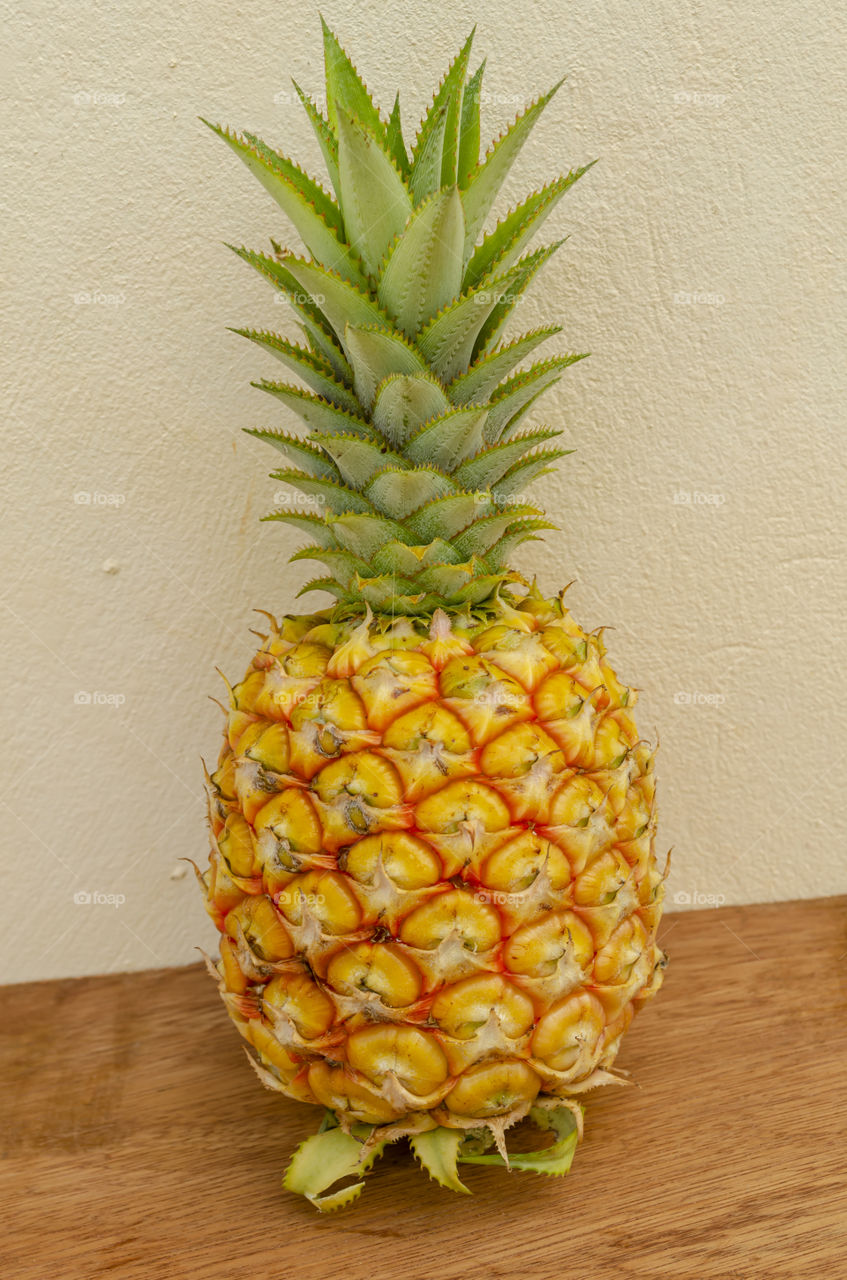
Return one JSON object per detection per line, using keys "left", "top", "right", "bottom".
{"left": 202, "top": 593, "right": 666, "bottom": 1126}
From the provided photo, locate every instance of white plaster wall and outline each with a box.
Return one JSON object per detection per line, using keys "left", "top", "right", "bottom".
{"left": 2, "top": 0, "right": 845, "bottom": 982}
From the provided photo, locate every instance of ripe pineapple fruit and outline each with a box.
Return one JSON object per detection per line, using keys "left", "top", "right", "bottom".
{"left": 199, "top": 19, "right": 666, "bottom": 1209}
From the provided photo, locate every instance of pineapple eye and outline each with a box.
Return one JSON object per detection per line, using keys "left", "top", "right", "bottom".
{"left": 280, "top": 643, "right": 331, "bottom": 678}
{"left": 399, "top": 889, "right": 501, "bottom": 954}
{"left": 345, "top": 802, "right": 371, "bottom": 833}
{"left": 443, "top": 1061, "right": 540, "bottom": 1118}
{"left": 316, "top": 725, "right": 342, "bottom": 756}
{"left": 347, "top": 1025, "right": 449, "bottom": 1096}
{"left": 326, "top": 942, "right": 422, "bottom": 1007}
{"left": 342, "top": 832, "right": 441, "bottom": 889}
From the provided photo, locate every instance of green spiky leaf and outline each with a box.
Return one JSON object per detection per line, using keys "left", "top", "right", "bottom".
{"left": 292, "top": 80, "right": 341, "bottom": 199}
{"left": 279, "top": 255, "right": 393, "bottom": 350}
{"left": 464, "top": 165, "right": 593, "bottom": 289}
{"left": 372, "top": 373, "right": 451, "bottom": 446}
{"left": 448, "top": 327, "right": 561, "bottom": 404}
{"left": 494, "top": 448, "right": 573, "bottom": 499}
{"left": 377, "top": 187, "right": 465, "bottom": 338}
{"left": 253, "top": 382, "right": 379, "bottom": 440}
{"left": 405, "top": 406, "right": 488, "bottom": 471}
{"left": 473, "top": 240, "right": 566, "bottom": 359}
{"left": 283, "top": 1114, "right": 385, "bottom": 1210}
{"left": 416, "top": 561, "right": 477, "bottom": 594}
{"left": 312, "top": 433, "right": 407, "bottom": 488}
{"left": 458, "top": 61, "right": 485, "bottom": 188}
{"left": 405, "top": 492, "right": 483, "bottom": 540}
{"left": 329, "top": 513, "right": 409, "bottom": 558}
{"left": 208, "top": 122, "right": 342, "bottom": 232}
{"left": 459, "top": 1104, "right": 580, "bottom": 1176}
{"left": 262, "top": 510, "right": 338, "bottom": 546}
{"left": 232, "top": 330, "right": 359, "bottom": 411}
{"left": 297, "top": 574, "right": 352, "bottom": 601}
{"left": 290, "top": 545, "right": 372, "bottom": 583}
{"left": 417, "top": 260, "right": 532, "bottom": 384}
{"left": 366, "top": 467, "right": 456, "bottom": 518}
{"left": 372, "top": 539, "right": 461, "bottom": 576}
{"left": 268, "top": 471, "right": 376, "bottom": 514}
{"left": 451, "top": 506, "right": 545, "bottom": 557}
{"left": 344, "top": 325, "right": 427, "bottom": 409}
{"left": 461, "top": 80, "right": 564, "bottom": 259}
{"left": 453, "top": 427, "right": 562, "bottom": 490}
{"left": 299, "top": 320, "right": 354, "bottom": 385}
{"left": 484, "top": 356, "right": 582, "bottom": 442}
{"left": 245, "top": 428, "right": 340, "bottom": 479}
{"left": 356, "top": 577, "right": 423, "bottom": 610}
{"left": 409, "top": 105, "right": 449, "bottom": 206}
{"left": 410, "top": 30, "right": 475, "bottom": 196}
{"left": 485, "top": 519, "right": 551, "bottom": 567}
{"left": 385, "top": 93, "right": 410, "bottom": 175}
{"left": 230, "top": 245, "right": 331, "bottom": 330}
{"left": 208, "top": 122, "right": 366, "bottom": 289}
{"left": 321, "top": 18, "right": 386, "bottom": 138}
{"left": 336, "top": 108, "right": 413, "bottom": 277}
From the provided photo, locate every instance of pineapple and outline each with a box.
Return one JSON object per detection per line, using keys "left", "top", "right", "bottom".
{"left": 199, "top": 19, "right": 666, "bottom": 1209}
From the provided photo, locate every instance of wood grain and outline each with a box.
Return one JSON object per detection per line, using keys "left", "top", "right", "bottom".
{"left": 2, "top": 896, "right": 846, "bottom": 1280}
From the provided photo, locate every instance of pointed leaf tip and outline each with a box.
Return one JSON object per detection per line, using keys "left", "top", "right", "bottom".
{"left": 411, "top": 1128, "right": 472, "bottom": 1195}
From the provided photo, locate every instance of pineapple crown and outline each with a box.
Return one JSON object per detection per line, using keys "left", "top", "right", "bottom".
{"left": 207, "top": 17, "right": 594, "bottom": 616}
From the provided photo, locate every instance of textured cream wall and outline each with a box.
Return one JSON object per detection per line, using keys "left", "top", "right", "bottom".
{"left": 3, "top": 0, "right": 845, "bottom": 983}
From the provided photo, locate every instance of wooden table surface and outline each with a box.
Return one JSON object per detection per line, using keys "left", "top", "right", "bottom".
{"left": 2, "top": 896, "right": 846, "bottom": 1280}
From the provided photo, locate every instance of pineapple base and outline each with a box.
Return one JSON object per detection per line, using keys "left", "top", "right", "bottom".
{"left": 282, "top": 1096, "right": 590, "bottom": 1210}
